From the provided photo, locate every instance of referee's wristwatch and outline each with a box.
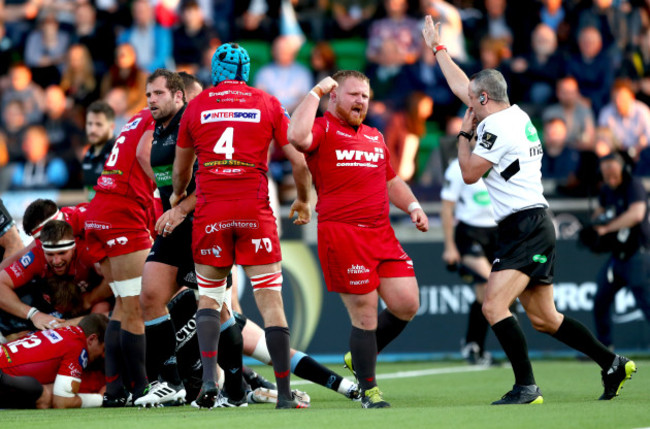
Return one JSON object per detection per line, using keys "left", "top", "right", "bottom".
{"left": 457, "top": 130, "right": 474, "bottom": 140}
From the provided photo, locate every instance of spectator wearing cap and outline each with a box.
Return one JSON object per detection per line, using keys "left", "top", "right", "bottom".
{"left": 598, "top": 78, "right": 650, "bottom": 161}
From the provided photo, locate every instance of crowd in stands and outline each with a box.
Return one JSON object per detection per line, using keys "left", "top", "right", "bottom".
{"left": 2, "top": 0, "right": 650, "bottom": 201}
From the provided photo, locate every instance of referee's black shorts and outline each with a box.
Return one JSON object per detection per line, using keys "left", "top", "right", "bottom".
{"left": 492, "top": 208, "right": 555, "bottom": 285}
{"left": 455, "top": 221, "right": 498, "bottom": 262}
{"left": 146, "top": 215, "right": 197, "bottom": 288}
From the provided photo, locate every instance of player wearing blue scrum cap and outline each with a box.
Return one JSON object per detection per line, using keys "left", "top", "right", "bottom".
{"left": 172, "top": 42, "right": 312, "bottom": 409}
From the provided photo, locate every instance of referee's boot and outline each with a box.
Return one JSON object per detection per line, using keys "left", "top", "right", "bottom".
{"left": 492, "top": 384, "right": 543, "bottom": 405}
{"left": 599, "top": 355, "right": 637, "bottom": 400}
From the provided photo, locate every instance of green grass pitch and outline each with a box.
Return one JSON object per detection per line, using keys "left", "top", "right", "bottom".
{"left": 2, "top": 360, "right": 648, "bottom": 429}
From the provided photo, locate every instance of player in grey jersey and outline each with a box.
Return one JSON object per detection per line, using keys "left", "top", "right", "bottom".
{"left": 424, "top": 16, "right": 636, "bottom": 405}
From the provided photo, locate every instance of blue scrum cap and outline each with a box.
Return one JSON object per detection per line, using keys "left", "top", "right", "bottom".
{"left": 211, "top": 43, "right": 251, "bottom": 85}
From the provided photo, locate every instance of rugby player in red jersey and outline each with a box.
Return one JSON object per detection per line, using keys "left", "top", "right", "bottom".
{"left": 84, "top": 107, "right": 156, "bottom": 406}
{"left": 288, "top": 71, "right": 428, "bottom": 408}
{"left": 0, "top": 221, "right": 97, "bottom": 330}
{"left": 172, "top": 42, "right": 311, "bottom": 409}
{"left": 0, "top": 313, "right": 107, "bottom": 408}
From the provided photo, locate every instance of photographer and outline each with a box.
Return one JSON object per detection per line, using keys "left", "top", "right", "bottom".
{"left": 590, "top": 152, "right": 650, "bottom": 349}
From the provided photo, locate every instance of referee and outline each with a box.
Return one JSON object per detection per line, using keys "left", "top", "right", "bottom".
{"left": 424, "top": 16, "right": 636, "bottom": 404}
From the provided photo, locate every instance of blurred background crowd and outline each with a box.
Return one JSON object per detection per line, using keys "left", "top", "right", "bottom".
{"left": 1, "top": 0, "right": 650, "bottom": 202}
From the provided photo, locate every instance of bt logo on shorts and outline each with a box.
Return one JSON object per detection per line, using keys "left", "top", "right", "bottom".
{"left": 106, "top": 236, "right": 128, "bottom": 247}
{"left": 252, "top": 238, "right": 272, "bottom": 253}
{"left": 200, "top": 246, "right": 222, "bottom": 257}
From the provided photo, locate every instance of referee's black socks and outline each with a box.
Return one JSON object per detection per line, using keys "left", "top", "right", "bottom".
{"left": 551, "top": 316, "right": 616, "bottom": 369}
{"left": 492, "top": 316, "right": 536, "bottom": 385}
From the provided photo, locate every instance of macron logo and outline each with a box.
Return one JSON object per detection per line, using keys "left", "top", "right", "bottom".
{"left": 335, "top": 147, "right": 384, "bottom": 162}
{"left": 201, "top": 109, "right": 261, "bottom": 124}
{"left": 336, "top": 130, "right": 352, "bottom": 138}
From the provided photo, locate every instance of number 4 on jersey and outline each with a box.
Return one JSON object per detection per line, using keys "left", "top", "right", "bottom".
{"left": 213, "top": 127, "right": 234, "bottom": 159}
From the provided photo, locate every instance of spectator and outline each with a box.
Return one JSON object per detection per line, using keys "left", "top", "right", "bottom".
{"left": 469, "top": 0, "right": 515, "bottom": 57}
{"left": 71, "top": 2, "right": 116, "bottom": 76}
{"left": 60, "top": 44, "right": 100, "bottom": 121}
{"left": 329, "top": 0, "right": 378, "bottom": 39}
{"left": 574, "top": 0, "right": 642, "bottom": 63}
{"left": 42, "top": 85, "right": 85, "bottom": 169}
{"left": 510, "top": 23, "right": 566, "bottom": 109}
{"left": 541, "top": 116, "right": 581, "bottom": 195}
{"left": 598, "top": 78, "right": 650, "bottom": 161}
{"left": 173, "top": 0, "right": 219, "bottom": 71}
{"left": 23, "top": 13, "right": 71, "bottom": 87}
{"left": 420, "top": 0, "right": 467, "bottom": 63}
{"left": 366, "top": 0, "right": 421, "bottom": 67}
{"left": 0, "top": 99, "right": 28, "bottom": 162}
{"left": 103, "top": 87, "right": 130, "bottom": 132}
{"left": 117, "top": 0, "right": 173, "bottom": 73}
{"left": 254, "top": 35, "right": 313, "bottom": 114}
{"left": 542, "top": 76, "right": 596, "bottom": 151}
{"left": 384, "top": 91, "right": 433, "bottom": 182}
{"left": 1, "top": 63, "right": 46, "bottom": 126}
{"left": 566, "top": 25, "right": 615, "bottom": 116}
{"left": 100, "top": 43, "right": 148, "bottom": 118}
{"left": 10, "top": 125, "right": 69, "bottom": 190}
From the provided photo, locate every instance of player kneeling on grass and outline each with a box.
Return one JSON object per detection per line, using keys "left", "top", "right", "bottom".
{"left": 0, "top": 313, "right": 108, "bottom": 408}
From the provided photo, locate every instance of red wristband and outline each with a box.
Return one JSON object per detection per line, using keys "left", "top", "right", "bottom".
{"left": 433, "top": 44, "right": 447, "bottom": 55}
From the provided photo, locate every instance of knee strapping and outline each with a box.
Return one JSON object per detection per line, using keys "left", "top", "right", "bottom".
{"left": 250, "top": 271, "right": 283, "bottom": 292}
{"left": 113, "top": 277, "right": 142, "bottom": 297}
{"left": 197, "top": 272, "right": 228, "bottom": 310}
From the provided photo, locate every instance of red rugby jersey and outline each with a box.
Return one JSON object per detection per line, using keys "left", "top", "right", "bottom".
{"left": 93, "top": 108, "right": 156, "bottom": 208}
{"left": 0, "top": 326, "right": 88, "bottom": 384}
{"left": 177, "top": 80, "right": 290, "bottom": 203}
{"left": 305, "top": 112, "right": 396, "bottom": 227}
{"left": 4, "top": 241, "right": 93, "bottom": 289}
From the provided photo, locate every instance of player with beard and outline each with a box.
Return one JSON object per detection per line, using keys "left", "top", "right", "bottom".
{"left": 172, "top": 42, "right": 312, "bottom": 410}
{"left": 288, "top": 71, "right": 429, "bottom": 408}
{"left": 82, "top": 101, "right": 116, "bottom": 201}
{"left": 0, "top": 221, "right": 92, "bottom": 330}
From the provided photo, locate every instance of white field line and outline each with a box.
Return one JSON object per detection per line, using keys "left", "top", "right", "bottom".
{"left": 291, "top": 365, "right": 490, "bottom": 386}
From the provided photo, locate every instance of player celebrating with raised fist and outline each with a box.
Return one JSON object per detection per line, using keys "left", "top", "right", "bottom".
{"left": 288, "top": 71, "right": 428, "bottom": 408}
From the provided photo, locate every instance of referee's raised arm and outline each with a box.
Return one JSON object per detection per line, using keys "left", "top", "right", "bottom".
{"left": 422, "top": 15, "right": 470, "bottom": 106}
